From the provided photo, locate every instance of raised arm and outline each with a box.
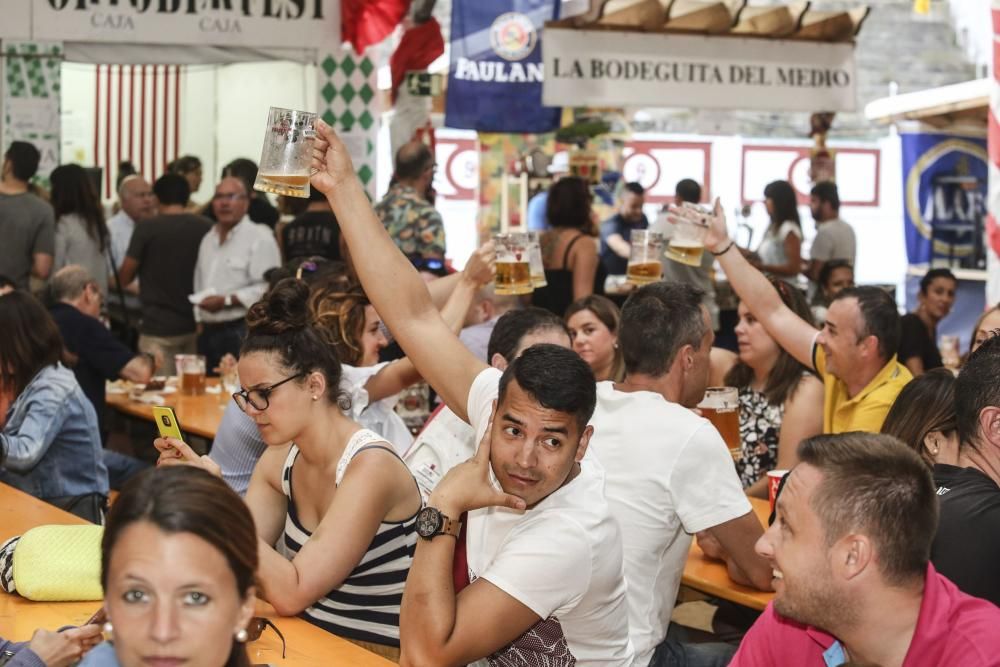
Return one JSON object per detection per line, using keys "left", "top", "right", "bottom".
{"left": 680, "top": 201, "right": 817, "bottom": 369}
{"left": 311, "top": 122, "right": 487, "bottom": 422}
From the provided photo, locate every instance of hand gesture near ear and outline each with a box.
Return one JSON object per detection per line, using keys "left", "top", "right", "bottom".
{"left": 429, "top": 403, "right": 527, "bottom": 515}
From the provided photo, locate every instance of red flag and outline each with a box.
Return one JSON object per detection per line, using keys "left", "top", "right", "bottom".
{"left": 342, "top": 0, "right": 412, "bottom": 54}
{"left": 390, "top": 18, "right": 445, "bottom": 103}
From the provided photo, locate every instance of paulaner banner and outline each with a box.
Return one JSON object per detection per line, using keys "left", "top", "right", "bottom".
{"left": 446, "top": 0, "right": 561, "bottom": 133}
{"left": 542, "top": 27, "right": 857, "bottom": 113}
{"left": 29, "top": 0, "right": 338, "bottom": 49}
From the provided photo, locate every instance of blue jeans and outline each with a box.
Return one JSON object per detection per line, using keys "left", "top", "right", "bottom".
{"left": 103, "top": 450, "right": 150, "bottom": 490}
{"left": 649, "top": 625, "right": 737, "bottom": 667}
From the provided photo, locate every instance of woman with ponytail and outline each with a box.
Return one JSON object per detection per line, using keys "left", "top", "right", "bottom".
{"left": 155, "top": 278, "right": 422, "bottom": 660}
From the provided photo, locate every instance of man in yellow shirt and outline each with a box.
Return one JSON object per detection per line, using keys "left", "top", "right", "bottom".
{"left": 676, "top": 201, "right": 910, "bottom": 434}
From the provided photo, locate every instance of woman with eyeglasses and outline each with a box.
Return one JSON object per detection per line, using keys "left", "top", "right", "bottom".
{"left": 155, "top": 279, "right": 422, "bottom": 661}
{"left": 205, "top": 252, "right": 491, "bottom": 497}
{"left": 710, "top": 280, "right": 824, "bottom": 497}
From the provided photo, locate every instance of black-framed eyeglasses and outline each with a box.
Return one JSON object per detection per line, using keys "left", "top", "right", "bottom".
{"left": 232, "top": 373, "right": 304, "bottom": 412}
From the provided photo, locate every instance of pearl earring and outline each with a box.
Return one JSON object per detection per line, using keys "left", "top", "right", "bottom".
{"left": 102, "top": 622, "right": 114, "bottom": 636}
{"left": 235, "top": 628, "right": 249, "bottom": 643}
{"left": 312, "top": 395, "right": 318, "bottom": 401}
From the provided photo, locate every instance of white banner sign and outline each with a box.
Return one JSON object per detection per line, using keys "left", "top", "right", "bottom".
{"left": 542, "top": 27, "right": 857, "bottom": 112}
{"left": 30, "top": 0, "right": 338, "bottom": 49}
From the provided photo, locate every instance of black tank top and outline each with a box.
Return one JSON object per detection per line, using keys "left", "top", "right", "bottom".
{"left": 530, "top": 233, "right": 606, "bottom": 316}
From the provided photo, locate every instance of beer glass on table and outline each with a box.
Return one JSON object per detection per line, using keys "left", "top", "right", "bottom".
{"left": 493, "top": 232, "right": 534, "bottom": 296}
{"left": 527, "top": 232, "right": 547, "bottom": 288}
{"left": 626, "top": 230, "right": 663, "bottom": 285}
{"left": 175, "top": 354, "right": 207, "bottom": 396}
{"left": 665, "top": 203, "right": 709, "bottom": 266}
{"left": 699, "top": 386, "right": 740, "bottom": 459}
{"left": 253, "top": 107, "right": 317, "bottom": 198}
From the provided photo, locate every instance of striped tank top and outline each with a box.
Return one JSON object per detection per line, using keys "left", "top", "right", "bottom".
{"left": 277, "top": 429, "right": 418, "bottom": 647}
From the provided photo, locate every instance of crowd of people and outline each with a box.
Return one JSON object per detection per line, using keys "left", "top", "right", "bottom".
{"left": 2, "top": 122, "right": 1000, "bottom": 667}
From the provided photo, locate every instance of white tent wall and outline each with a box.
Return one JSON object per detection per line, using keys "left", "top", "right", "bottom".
{"left": 58, "top": 60, "right": 317, "bottom": 204}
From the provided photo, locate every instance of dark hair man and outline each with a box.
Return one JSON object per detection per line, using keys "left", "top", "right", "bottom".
{"left": 732, "top": 432, "right": 1000, "bottom": 666}
{"left": 806, "top": 181, "right": 855, "bottom": 283}
{"left": 375, "top": 141, "right": 445, "bottom": 262}
{"left": 313, "top": 121, "right": 634, "bottom": 665}
{"left": 0, "top": 141, "right": 54, "bottom": 288}
{"left": 118, "top": 174, "right": 212, "bottom": 376}
{"left": 590, "top": 280, "right": 772, "bottom": 665}
{"left": 600, "top": 182, "right": 649, "bottom": 276}
{"left": 404, "top": 307, "right": 572, "bottom": 496}
{"left": 279, "top": 186, "right": 342, "bottom": 264}
{"left": 681, "top": 201, "right": 910, "bottom": 433}
{"left": 931, "top": 334, "right": 1000, "bottom": 606}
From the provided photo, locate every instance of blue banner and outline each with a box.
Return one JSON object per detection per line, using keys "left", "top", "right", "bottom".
{"left": 445, "top": 0, "right": 561, "bottom": 133}
{"left": 901, "top": 131, "right": 988, "bottom": 267}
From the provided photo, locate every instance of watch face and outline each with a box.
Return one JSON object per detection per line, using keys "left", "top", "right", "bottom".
{"left": 416, "top": 506, "right": 443, "bottom": 538}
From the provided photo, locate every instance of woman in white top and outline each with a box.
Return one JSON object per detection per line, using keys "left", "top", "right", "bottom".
{"left": 50, "top": 164, "right": 109, "bottom": 294}
{"left": 156, "top": 279, "right": 422, "bottom": 661}
{"left": 753, "top": 179, "right": 803, "bottom": 287}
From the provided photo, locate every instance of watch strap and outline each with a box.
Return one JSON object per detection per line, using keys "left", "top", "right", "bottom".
{"left": 439, "top": 514, "right": 462, "bottom": 538}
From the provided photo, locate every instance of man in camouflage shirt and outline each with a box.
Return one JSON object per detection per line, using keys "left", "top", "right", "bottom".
{"left": 375, "top": 141, "right": 446, "bottom": 261}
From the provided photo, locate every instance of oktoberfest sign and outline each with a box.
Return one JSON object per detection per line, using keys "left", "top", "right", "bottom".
{"left": 542, "top": 27, "right": 857, "bottom": 112}
{"left": 27, "top": 0, "right": 339, "bottom": 48}
{"left": 446, "top": 0, "right": 561, "bottom": 133}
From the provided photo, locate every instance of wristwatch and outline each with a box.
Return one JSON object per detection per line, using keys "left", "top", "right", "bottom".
{"left": 416, "top": 506, "right": 462, "bottom": 540}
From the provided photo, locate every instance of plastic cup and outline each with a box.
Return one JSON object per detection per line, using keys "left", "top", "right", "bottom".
{"left": 253, "top": 106, "right": 317, "bottom": 198}
{"left": 626, "top": 230, "right": 664, "bottom": 285}
{"left": 665, "top": 203, "right": 709, "bottom": 266}
{"left": 768, "top": 469, "right": 789, "bottom": 514}
{"left": 527, "top": 232, "right": 547, "bottom": 288}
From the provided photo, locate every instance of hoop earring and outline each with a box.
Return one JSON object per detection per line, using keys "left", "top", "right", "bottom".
{"left": 235, "top": 628, "right": 249, "bottom": 643}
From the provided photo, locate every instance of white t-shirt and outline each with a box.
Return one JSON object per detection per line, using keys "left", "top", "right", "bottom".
{"left": 589, "top": 381, "right": 752, "bottom": 666}
{"left": 466, "top": 368, "right": 635, "bottom": 667}
{"left": 340, "top": 362, "right": 413, "bottom": 455}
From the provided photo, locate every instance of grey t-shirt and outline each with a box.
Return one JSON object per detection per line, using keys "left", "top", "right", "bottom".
{"left": 0, "top": 191, "right": 55, "bottom": 288}
{"left": 54, "top": 213, "right": 109, "bottom": 296}
{"left": 810, "top": 217, "right": 856, "bottom": 266}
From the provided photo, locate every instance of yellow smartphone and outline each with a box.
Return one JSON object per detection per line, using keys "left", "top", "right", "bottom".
{"left": 151, "top": 406, "right": 185, "bottom": 443}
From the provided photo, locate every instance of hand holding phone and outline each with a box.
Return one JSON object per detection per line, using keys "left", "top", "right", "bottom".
{"left": 152, "top": 406, "right": 185, "bottom": 443}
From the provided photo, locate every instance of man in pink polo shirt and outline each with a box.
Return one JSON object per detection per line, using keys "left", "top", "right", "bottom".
{"left": 732, "top": 432, "right": 1000, "bottom": 667}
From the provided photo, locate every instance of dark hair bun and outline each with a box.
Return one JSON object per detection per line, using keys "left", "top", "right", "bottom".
{"left": 246, "top": 278, "right": 312, "bottom": 335}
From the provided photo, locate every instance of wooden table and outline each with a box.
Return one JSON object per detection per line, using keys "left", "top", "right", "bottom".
{"left": 0, "top": 484, "right": 393, "bottom": 666}
{"left": 681, "top": 497, "right": 775, "bottom": 611}
{"left": 106, "top": 379, "right": 229, "bottom": 440}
